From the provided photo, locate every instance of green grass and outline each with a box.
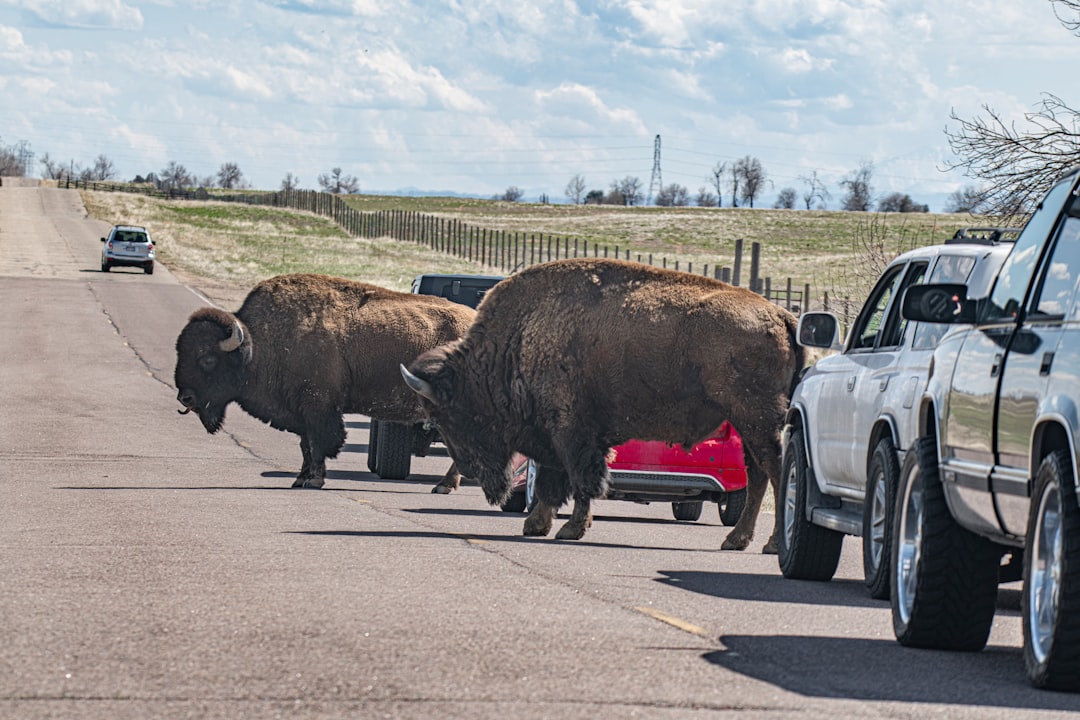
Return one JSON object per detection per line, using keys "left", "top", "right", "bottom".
{"left": 82, "top": 188, "right": 994, "bottom": 310}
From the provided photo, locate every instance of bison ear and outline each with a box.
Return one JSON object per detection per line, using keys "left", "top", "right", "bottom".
{"left": 400, "top": 364, "right": 437, "bottom": 403}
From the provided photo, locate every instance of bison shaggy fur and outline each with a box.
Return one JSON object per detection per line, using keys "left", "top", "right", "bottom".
{"left": 402, "top": 258, "right": 804, "bottom": 551}
{"left": 175, "top": 273, "right": 476, "bottom": 488}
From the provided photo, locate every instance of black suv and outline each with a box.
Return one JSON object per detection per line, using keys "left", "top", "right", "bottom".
{"left": 364, "top": 274, "right": 503, "bottom": 480}
{"left": 899, "top": 168, "right": 1080, "bottom": 690}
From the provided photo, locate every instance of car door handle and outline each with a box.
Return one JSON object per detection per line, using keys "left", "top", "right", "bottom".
{"left": 991, "top": 353, "right": 1003, "bottom": 378}
{"left": 847, "top": 376, "right": 856, "bottom": 392}
{"left": 1040, "top": 352, "right": 1055, "bottom": 376}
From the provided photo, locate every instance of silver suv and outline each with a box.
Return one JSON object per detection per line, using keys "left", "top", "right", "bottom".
{"left": 898, "top": 167, "right": 1080, "bottom": 690}
{"left": 101, "top": 225, "right": 154, "bottom": 274}
{"left": 780, "top": 236, "right": 1014, "bottom": 599}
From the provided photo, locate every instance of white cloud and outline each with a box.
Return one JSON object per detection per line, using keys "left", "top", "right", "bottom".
{"left": 10, "top": 0, "right": 143, "bottom": 30}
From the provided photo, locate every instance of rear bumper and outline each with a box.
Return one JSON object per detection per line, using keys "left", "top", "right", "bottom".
{"left": 605, "top": 468, "right": 743, "bottom": 503}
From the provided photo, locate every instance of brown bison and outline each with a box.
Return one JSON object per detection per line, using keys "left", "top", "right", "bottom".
{"left": 175, "top": 273, "right": 476, "bottom": 489}
{"left": 401, "top": 258, "right": 804, "bottom": 552}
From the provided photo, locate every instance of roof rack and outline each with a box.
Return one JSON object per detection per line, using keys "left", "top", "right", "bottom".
{"left": 947, "top": 227, "right": 1021, "bottom": 245}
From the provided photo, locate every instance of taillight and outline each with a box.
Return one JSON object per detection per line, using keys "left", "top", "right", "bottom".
{"left": 148, "top": 243, "right": 154, "bottom": 251}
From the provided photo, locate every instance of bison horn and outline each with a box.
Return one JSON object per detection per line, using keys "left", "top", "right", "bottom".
{"left": 400, "top": 364, "right": 436, "bottom": 402}
{"left": 218, "top": 320, "right": 244, "bottom": 353}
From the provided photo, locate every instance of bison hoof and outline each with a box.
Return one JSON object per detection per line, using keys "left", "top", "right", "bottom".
{"left": 292, "top": 477, "right": 325, "bottom": 489}
{"left": 555, "top": 521, "right": 587, "bottom": 540}
{"left": 761, "top": 536, "right": 779, "bottom": 555}
{"left": 522, "top": 517, "right": 551, "bottom": 536}
{"left": 431, "top": 484, "right": 453, "bottom": 494}
{"left": 720, "top": 532, "right": 750, "bottom": 551}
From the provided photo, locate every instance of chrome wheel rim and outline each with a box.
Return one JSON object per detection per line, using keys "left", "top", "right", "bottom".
{"left": 1028, "top": 482, "right": 1062, "bottom": 664}
{"left": 896, "top": 464, "right": 924, "bottom": 624}
{"left": 869, "top": 466, "right": 888, "bottom": 574}
{"left": 783, "top": 459, "right": 798, "bottom": 547}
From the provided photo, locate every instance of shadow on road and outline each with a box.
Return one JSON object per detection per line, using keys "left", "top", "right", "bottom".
{"left": 702, "top": 633, "right": 1072, "bottom": 711}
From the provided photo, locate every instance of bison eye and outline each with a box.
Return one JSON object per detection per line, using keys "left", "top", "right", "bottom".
{"left": 198, "top": 355, "right": 218, "bottom": 372}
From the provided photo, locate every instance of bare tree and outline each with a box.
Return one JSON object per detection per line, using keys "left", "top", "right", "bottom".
{"left": 695, "top": 186, "right": 718, "bottom": 207}
{"left": 85, "top": 154, "right": 117, "bottom": 181}
{"left": 840, "top": 161, "right": 875, "bottom": 211}
{"left": 500, "top": 186, "right": 524, "bottom": 202}
{"left": 217, "top": 162, "right": 245, "bottom": 189}
{"left": 565, "top": 173, "right": 587, "bottom": 204}
{"left": 158, "top": 161, "right": 193, "bottom": 191}
{"left": 734, "top": 155, "right": 769, "bottom": 208}
{"left": 39, "top": 153, "right": 67, "bottom": 180}
{"left": 710, "top": 161, "right": 727, "bottom": 208}
{"left": 610, "top": 176, "right": 643, "bottom": 206}
{"left": 317, "top": 167, "right": 360, "bottom": 194}
{"left": 944, "top": 184, "right": 986, "bottom": 214}
{"left": 943, "top": 3, "right": 1080, "bottom": 216}
{"left": 877, "top": 192, "right": 929, "bottom": 213}
{"left": 655, "top": 183, "right": 690, "bottom": 206}
{"left": 729, "top": 163, "right": 740, "bottom": 208}
{"left": 798, "top": 170, "right": 831, "bottom": 210}
{"left": 280, "top": 172, "right": 301, "bottom": 192}
{"left": 774, "top": 187, "right": 797, "bottom": 209}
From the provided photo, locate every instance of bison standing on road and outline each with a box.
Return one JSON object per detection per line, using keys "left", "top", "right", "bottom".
{"left": 402, "top": 258, "right": 804, "bottom": 552}
{"left": 175, "top": 273, "right": 476, "bottom": 489}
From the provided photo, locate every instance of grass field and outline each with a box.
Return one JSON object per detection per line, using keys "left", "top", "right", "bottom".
{"left": 82, "top": 188, "right": 991, "bottom": 311}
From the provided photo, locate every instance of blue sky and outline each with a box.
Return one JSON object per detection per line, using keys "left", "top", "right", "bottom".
{"left": 1, "top": 0, "right": 1078, "bottom": 211}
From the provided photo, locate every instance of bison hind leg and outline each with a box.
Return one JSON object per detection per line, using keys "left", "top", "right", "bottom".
{"left": 524, "top": 500, "right": 556, "bottom": 536}
{"left": 555, "top": 496, "right": 593, "bottom": 540}
{"left": 720, "top": 441, "right": 778, "bottom": 552}
{"left": 291, "top": 434, "right": 324, "bottom": 489}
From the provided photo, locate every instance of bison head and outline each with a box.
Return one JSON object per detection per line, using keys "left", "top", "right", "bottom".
{"left": 174, "top": 307, "right": 252, "bottom": 435}
{"left": 401, "top": 346, "right": 513, "bottom": 506}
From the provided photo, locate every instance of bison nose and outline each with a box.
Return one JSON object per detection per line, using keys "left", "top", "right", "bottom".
{"left": 178, "top": 389, "right": 196, "bottom": 408}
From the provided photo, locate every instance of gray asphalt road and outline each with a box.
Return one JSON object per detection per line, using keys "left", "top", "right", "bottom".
{"left": 1, "top": 181, "right": 1074, "bottom": 719}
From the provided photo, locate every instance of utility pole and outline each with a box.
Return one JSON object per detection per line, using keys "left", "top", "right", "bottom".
{"left": 647, "top": 135, "right": 662, "bottom": 205}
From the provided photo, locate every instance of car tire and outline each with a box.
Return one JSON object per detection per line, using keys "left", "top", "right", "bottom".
{"left": 1023, "top": 450, "right": 1080, "bottom": 690}
{"left": 144, "top": 262, "right": 154, "bottom": 275}
{"left": 101, "top": 260, "right": 110, "bottom": 272}
{"left": 672, "top": 501, "right": 703, "bottom": 522}
{"left": 863, "top": 437, "right": 899, "bottom": 600}
{"left": 718, "top": 488, "right": 747, "bottom": 526}
{"left": 891, "top": 436, "right": 1001, "bottom": 651}
{"left": 501, "top": 492, "right": 528, "bottom": 513}
{"left": 366, "top": 420, "right": 380, "bottom": 473}
{"left": 373, "top": 421, "right": 413, "bottom": 480}
{"left": 524, "top": 458, "right": 538, "bottom": 513}
{"left": 778, "top": 427, "right": 844, "bottom": 581}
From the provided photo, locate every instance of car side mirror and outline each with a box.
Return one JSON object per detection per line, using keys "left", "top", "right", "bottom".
{"left": 100, "top": 237, "right": 107, "bottom": 242}
{"left": 796, "top": 311, "right": 842, "bottom": 350}
{"left": 902, "top": 284, "right": 976, "bottom": 324}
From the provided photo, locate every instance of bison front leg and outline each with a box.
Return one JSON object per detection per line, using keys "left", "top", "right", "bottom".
{"left": 292, "top": 434, "right": 324, "bottom": 489}
{"left": 431, "top": 462, "right": 463, "bottom": 494}
{"left": 523, "top": 500, "right": 556, "bottom": 536}
{"left": 555, "top": 496, "right": 594, "bottom": 540}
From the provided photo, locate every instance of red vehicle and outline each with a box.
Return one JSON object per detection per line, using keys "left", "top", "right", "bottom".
{"left": 504, "top": 421, "right": 747, "bottom": 525}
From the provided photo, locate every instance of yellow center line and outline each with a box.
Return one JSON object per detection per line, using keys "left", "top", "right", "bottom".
{"left": 635, "top": 606, "right": 713, "bottom": 638}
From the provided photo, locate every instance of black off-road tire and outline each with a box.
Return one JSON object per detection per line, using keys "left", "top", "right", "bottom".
{"left": 374, "top": 422, "right": 413, "bottom": 480}
{"left": 1023, "top": 450, "right": 1080, "bottom": 691}
{"left": 719, "top": 488, "right": 747, "bottom": 527}
{"left": 144, "top": 262, "right": 154, "bottom": 275}
{"left": 101, "top": 260, "right": 110, "bottom": 272}
{"left": 672, "top": 501, "right": 703, "bottom": 522}
{"left": 501, "top": 492, "right": 528, "bottom": 513}
{"left": 778, "top": 427, "right": 844, "bottom": 581}
{"left": 891, "top": 436, "right": 1001, "bottom": 651}
{"left": 366, "top": 420, "right": 380, "bottom": 473}
{"left": 864, "top": 437, "right": 899, "bottom": 600}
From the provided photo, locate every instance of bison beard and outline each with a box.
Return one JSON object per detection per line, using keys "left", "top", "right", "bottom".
{"left": 403, "top": 258, "right": 805, "bottom": 551}
{"left": 174, "top": 273, "right": 476, "bottom": 489}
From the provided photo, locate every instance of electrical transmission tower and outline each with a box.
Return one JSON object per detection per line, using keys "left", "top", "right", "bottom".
{"left": 647, "top": 135, "right": 662, "bottom": 205}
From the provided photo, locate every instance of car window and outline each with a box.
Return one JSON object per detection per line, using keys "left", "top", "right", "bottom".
{"left": 911, "top": 254, "right": 978, "bottom": 350}
{"left": 849, "top": 263, "right": 906, "bottom": 351}
{"left": 1038, "top": 215, "right": 1080, "bottom": 319}
{"left": 880, "top": 261, "right": 929, "bottom": 348}
{"left": 982, "top": 177, "right": 1077, "bottom": 324}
